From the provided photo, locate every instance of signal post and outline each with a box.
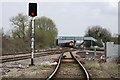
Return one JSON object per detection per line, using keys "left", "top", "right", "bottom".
{"left": 28, "top": 3, "right": 37, "bottom": 66}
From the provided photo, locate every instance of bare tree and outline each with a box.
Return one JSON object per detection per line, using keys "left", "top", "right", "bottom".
{"left": 10, "top": 13, "right": 28, "bottom": 39}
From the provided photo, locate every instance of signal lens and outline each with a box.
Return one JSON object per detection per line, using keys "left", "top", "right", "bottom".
{"left": 31, "top": 12, "right": 35, "bottom": 16}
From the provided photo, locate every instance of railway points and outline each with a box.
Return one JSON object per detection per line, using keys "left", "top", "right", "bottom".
{"left": 1, "top": 2, "right": 119, "bottom": 79}
{"left": 46, "top": 50, "right": 90, "bottom": 80}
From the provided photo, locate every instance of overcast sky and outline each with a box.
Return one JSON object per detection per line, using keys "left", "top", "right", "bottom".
{"left": 0, "top": 0, "right": 119, "bottom": 36}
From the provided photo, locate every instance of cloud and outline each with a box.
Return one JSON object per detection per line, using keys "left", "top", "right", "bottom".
{"left": 107, "top": 0, "right": 119, "bottom": 8}
{"left": 1, "top": 2, "right": 118, "bottom": 36}
{"left": 90, "top": 9, "right": 101, "bottom": 17}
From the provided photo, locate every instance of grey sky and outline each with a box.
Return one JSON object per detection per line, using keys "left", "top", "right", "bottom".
{"left": 1, "top": 1, "right": 118, "bottom": 36}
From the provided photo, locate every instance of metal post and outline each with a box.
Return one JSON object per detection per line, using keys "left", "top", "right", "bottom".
{"left": 91, "top": 40, "right": 93, "bottom": 48}
{"left": 94, "top": 47, "right": 96, "bottom": 60}
{"left": 30, "top": 17, "right": 35, "bottom": 66}
{"left": 104, "top": 43, "right": 107, "bottom": 62}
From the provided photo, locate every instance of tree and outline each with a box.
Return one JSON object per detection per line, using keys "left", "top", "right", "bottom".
{"left": 9, "top": 13, "right": 30, "bottom": 52}
{"left": 2, "top": 13, "right": 58, "bottom": 55}
{"left": 34, "top": 16, "right": 58, "bottom": 48}
{"left": 84, "top": 25, "right": 112, "bottom": 47}
{"left": 10, "top": 13, "right": 28, "bottom": 39}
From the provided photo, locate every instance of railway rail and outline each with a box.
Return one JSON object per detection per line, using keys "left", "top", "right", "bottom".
{"left": 46, "top": 50, "right": 90, "bottom": 80}
{"left": 0, "top": 48, "right": 77, "bottom": 63}
{"left": 0, "top": 49, "right": 62, "bottom": 63}
{"left": 2, "top": 48, "right": 62, "bottom": 56}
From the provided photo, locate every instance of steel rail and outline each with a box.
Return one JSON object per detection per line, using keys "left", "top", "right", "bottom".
{"left": 1, "top": 48, "right": 76, "bottom": 63}
{"left": 2, "top": 49, "right": 62, "bottom": 56}
{"left": 0, "top": 51, "right": 62, "bottom": 63}
{"left": 46, "top": 50, "right": 90, "bottom": 80}
{"left": 1, "top": 51, "right": 60, "bottom": 60}
{"left": 46, "top": 52, "right": 64, "bottom": 80}
{"left": 70, "top": 51, "right": 90, "bottom": 80}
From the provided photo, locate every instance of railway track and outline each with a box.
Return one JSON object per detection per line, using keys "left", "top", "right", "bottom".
{"left": 46, "top": 50, "right": 90, "bottom": 80}
{"left": 0, "top": 50, "right": 62, "bottom": 63}
{"left": 1, "top": 48, "right": 77, "bottom": 63}
{"left": 2, "top": 49, "right": 62, "bottom": 56}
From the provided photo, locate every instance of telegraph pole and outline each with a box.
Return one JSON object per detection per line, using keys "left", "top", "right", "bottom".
{"left": 29, "top": 3, "right": 37, "bottom": 66}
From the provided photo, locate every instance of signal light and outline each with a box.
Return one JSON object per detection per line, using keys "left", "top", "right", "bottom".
{"left": 29, "top": 3, "right": 37, "bottom": 17}
{"left": 31, "top": 12, "right": 35, "bottom": 16}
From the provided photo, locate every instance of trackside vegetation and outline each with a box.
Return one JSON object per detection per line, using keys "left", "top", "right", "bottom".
{"left": 2, "top": 13, "right": 58, "bottom": 55}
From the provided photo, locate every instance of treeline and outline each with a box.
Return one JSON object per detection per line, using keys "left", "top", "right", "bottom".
{"left": 84, "top": 25, "right": 119, "bottom": 47}
{"left": 2, "top": 13, "right": 58, "bottom": 55}
{"left": 2, "top": 13, "right": 119, "bottom": 54}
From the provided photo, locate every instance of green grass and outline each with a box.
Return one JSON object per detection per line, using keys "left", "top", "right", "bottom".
{"left": 31, "top": 65, "right": 54, "bottom": 71}
{"left": 43, "top": 65, "right": 53, "bottom": 68}
{"left": 30, "top": 66, "right": 38, "bottom": 71}
{"left": 90, "top": 65, "right": 102, "bottom": 70}
{"left": 84, "top": 62, "right": 102, "bottom": 70}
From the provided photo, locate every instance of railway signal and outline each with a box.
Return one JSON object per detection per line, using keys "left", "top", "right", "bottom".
{"left": 28, "top": 3, "right": 37, "bottom": 66}
{"left": 29, "top": 3, "right": 37, "bottom": 17}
